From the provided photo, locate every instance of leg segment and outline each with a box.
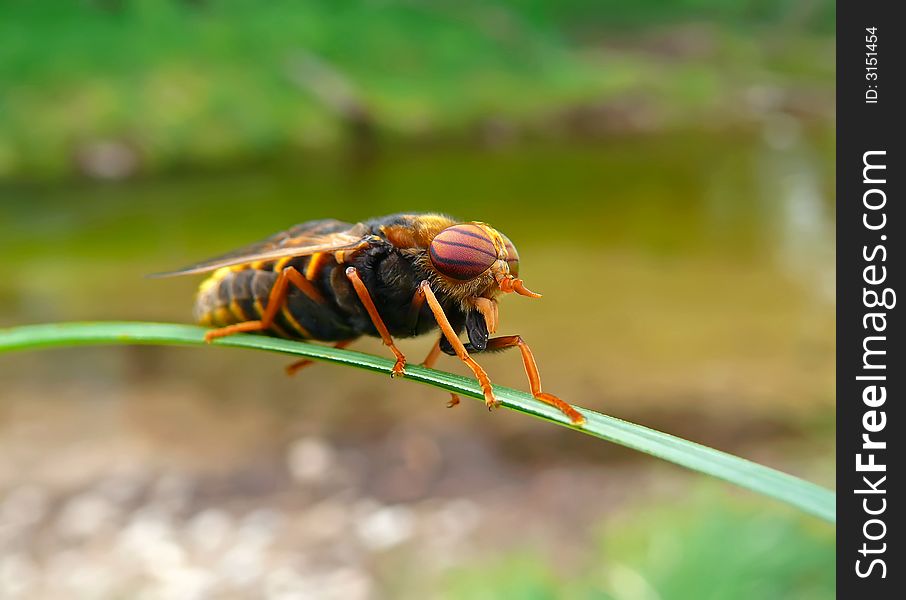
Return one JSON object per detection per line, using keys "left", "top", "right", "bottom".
{"left": 419, "top": 281, "right": 497, "bottom": 410}
{"left": 407, "top": 284, "right": 427, "bottom": 333}
{"left": 305, "top": 252, "right": 331, "bottom": 280}
{"left": 285, "top": 339, "right": 355, "bottom": 375}
{"left": 421, "top": 336, "right": 443, "bottom": 368}
{"left": 483, "top": 336, "right": 585, "bottom": 424}
{"left": 345, "top": 266, "right": 406, "bottom": 377}
{"left": 205, "top": 266, "right": 319, "bottom": 342}
{"left": 421, "top": 336, "right": 461, "bottom": 408}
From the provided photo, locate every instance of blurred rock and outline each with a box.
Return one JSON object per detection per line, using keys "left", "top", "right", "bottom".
{"left": 150, "top": 472, "right": 194, "bottom": 514}
{"left": 353, "top": 501, "right": 415, "bottom": 551}
{"left": 186, "top": 508, "right": 234, "bottom": 555}
{"left": 287, "top": 437, "right": 335, "bottom": 484}
{"left": 1, "top": 485, "right": 50, "bottom": 534}
{"left": 0, "top": 553, "right": 38, "bottom": 598}
{"left": 298, "top": 498, "right": 350, "bottom": 542}
{"left": 55, "top": 492, "right": 121, "bottom": 541}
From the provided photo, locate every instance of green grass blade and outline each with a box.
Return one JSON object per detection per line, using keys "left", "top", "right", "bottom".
{"left": 0, "top": 321, "right": 835, "bottom": 523}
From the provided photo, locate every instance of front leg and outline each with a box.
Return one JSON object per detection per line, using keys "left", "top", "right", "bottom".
{"left": 484, "top": 336, "right": 584, "bottom": 424}
{"left": 439, "top": 333, "right": 584, "bottom": 424}
{"left": 419, "top": 281, "right": 498, "bottom": 410}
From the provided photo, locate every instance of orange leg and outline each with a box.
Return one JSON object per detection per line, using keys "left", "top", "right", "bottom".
{"left": 421, "top": 337, "right": 443, "bottom": 368}
{"left": 421, "top": 336, "right": 461, "bottom": 408}
{"left": 345, "top": 266, "right": 406, "bottom": 377}
{"left": 285, "top": 339, "right": 355, "bottom": 375}
{"left": 407, "top": 284, "right": 427, "bottom": 332}
{"left": 484, "top": 336, "right": 585, "bottom": 424}
{"left": 305, "top": 252, "right": 331, "bottom": 280}
{"left": 419, "top": 281, "right": 497, "bottom": 411}
{"left": 205, "top": 266, "right": 321, "bottom": 342}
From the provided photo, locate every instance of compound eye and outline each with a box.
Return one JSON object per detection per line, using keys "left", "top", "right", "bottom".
{"left": 429, "top": 224, "right": 498, "bottom": 280}
{"left": 501, "top": 233, "right": 520, "bottom": 277}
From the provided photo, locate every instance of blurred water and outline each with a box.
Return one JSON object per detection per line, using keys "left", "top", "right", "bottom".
{"left": 1, "top": 128, "right": 833, "bottom": 307}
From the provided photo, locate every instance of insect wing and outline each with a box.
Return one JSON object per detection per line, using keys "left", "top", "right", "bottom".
{"left": 151, "top": 219, "right": 369, "bottom": 277}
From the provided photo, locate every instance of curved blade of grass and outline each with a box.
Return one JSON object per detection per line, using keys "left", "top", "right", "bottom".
{"left": 0, "top": 321, "right": 835, "bottom": 523}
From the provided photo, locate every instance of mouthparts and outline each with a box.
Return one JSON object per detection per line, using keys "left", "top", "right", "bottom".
{"left": 497, "top": 274, "right": 542, "bottom": 298}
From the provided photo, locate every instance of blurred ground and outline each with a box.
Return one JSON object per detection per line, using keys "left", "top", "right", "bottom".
{"left": 1, "top": 2, "right": 834, "bottom": 598}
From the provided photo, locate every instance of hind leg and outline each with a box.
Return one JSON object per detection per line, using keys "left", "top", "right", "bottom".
{"left": 204, "top": 266, "right": 324, "bottom": 342}
{"left": 285, "top": 339, "right": 356, "bottom": 375}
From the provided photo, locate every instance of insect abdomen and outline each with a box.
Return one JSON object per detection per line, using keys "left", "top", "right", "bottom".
{"left": 195, "top": 267, "right": 284, "bottom": 330}
{"left": 195, "top": 259, "right": 361, "bottom": 341}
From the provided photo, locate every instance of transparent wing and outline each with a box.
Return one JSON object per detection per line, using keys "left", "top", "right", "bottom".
{"left": 150, "top": 219, "right": 369, "bottom": 277}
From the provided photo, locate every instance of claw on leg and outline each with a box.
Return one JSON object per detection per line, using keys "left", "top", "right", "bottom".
{"left": 390, "top": 358, "right": 406, "bottom": 378}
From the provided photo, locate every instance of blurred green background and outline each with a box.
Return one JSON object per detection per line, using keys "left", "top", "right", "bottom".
{"left": 1, "top": 1, "right": 834, "bottom": 598}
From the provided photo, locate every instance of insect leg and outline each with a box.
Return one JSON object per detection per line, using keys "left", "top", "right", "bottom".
{"left": 283, "top": 267, "right": 327, "bottom": 304}
{"left": 419, "top": 281, "right": 497, "bottom": 411}
{"left": 406, "top": 283, "right": 427, "bottom": 333}
{"left": 345, "top": 266, "right": 407, "bottom": 377}
{"left": 285, "top": 339, "right": 356, "bottom": 376}
{"left": 420, "top": 335, "right": 461, "bottom": 408}
{"left": 305, "top": 252, "right": 331, "bottom": 280}
{"left": 204, "top": 266, "right": 320, "bottom": 342}
{"left": 483, "top": 336, "right": 584, "bottom": 424}
{"left": 421, "top": 337, "right": 443, "bottom": 368}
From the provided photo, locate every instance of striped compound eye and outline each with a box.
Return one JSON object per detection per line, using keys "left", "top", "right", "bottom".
{"left": 429, "top": 224, "right": 498, "bottom": 280}
{"left": 500, "top": 233, "right": 520, "bottom": 277}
